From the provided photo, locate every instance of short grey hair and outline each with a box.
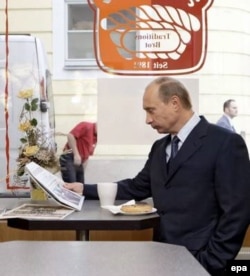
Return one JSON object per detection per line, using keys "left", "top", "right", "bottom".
{"left": 149, "top": 77, "right": 192, "bottom": 109}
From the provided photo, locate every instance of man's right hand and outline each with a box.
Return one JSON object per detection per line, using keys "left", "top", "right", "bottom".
{"left": 63, "top": 182, "right": 83, "bottom": 195}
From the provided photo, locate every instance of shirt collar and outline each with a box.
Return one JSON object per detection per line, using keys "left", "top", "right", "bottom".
{"left": 224, "top": 114, "right": 233, "bottom": 125}
{"left": 175, "top": 113, "right": 200, "bottom": 143}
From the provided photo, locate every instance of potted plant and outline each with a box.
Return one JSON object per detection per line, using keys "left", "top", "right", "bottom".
{"left": 16, "top": 89, "right": 59, "bottom": 200}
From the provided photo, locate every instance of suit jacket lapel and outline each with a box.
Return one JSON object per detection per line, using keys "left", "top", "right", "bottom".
{"left": 165, "top": 117, "right": 208, "bottom": 184}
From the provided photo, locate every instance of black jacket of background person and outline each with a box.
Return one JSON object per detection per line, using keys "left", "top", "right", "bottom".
{"left": 84, "top": 116, "right": 250, "bottom": 275}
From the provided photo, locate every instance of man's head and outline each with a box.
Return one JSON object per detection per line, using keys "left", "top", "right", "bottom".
{"left": 223, "top": 99, "right": 238, "bottom": 119}
{"left": 143, "top": 77, "right": 193, "bottom": 134}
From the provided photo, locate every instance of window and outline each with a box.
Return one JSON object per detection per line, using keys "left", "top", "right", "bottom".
{"left": 103, "top": 8, "right": 137, "bottom": 59}
{"left": 53, "top": 0, "right": 137, "bottom": 75}
{"left": 65, "top": 0, "right": 96, "bottom": 69}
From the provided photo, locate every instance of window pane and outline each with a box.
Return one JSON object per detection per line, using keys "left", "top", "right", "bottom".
{"left": 68, "top": 33, "right": 94, "bottom": 59}
{"left": 68, "top": 4, "right": 93, "bottom": 30}
{"left": 66, "top": 3, "right": 136, "bottom": 67}
{"left": 110, "top": 31, "right": 136, "bottom": 58}
{"left": 67, "top": 3, "right": 95, "bottom": 60}
{"left": 107, "top": 8, "right": 136, "bottom": 29}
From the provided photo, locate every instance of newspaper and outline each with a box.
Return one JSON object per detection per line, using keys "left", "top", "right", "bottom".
{"left": 25, "top": 162, "right": 85, "bottom": 211}
{"left": 0, "top": 204, "right": 75, "bottom": 220}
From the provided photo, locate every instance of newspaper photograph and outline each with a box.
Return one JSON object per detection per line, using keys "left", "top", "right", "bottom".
{"left": 0, "top": 204, "right": 75, "bottom": 220}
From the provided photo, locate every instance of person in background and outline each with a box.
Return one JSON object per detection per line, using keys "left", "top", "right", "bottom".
{"left": 64, "top": 77, "right": 250, "bottom": 276}
{"left": 216, "top": 99, "right": 238, "bottom": 132}
{"left": 59, "top": 122, "right": 97, "bottom": 183}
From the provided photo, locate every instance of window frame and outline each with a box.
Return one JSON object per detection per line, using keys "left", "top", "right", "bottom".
{"left": 52, "top": 0, "right": 136, "bottom": 78}
{"left": 64, "top": 0, "right": 97, "bottom": 69}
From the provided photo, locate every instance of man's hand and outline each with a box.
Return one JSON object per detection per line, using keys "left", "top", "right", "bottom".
{"left": 63, "top": 182, "right": 83, "bottom": 195}
{"left": 73, "top": 153, "right": 82, "bottom": 166}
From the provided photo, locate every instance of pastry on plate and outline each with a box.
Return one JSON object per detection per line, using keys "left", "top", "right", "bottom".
{"left": 120, "top": 202, "right": 153, "bottom": 214}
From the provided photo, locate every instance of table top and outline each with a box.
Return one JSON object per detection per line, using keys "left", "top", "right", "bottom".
{"left": 0, "top": 241, "right": 209, "bottom": 276}
{"left": 0, "top": 198, "right": 159, "bottom": 231}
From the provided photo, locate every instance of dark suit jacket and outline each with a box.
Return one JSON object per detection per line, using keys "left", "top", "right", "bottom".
{"left": 84, "top": 117, "right": 250, "bottom": 275}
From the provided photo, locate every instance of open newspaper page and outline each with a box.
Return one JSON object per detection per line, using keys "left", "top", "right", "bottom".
{"left": 0, "top": 204, "right": 75, "bottom": 220}
{"left": 25, "top": 162, "right": 84, "bottom": 211}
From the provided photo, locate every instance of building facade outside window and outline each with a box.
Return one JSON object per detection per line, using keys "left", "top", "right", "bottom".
{"left": 53, "top": 0, "right": 137, "bottom": 74}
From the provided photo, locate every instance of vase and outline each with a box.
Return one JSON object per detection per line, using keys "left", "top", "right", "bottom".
{"left": 29, "top": 165, "right": 59, "bottom": 201}
{"left": 30, "top": 178, "right": 48, "bottom": 201}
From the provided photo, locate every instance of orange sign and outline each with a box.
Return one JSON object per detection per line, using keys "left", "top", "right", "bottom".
{"left": 88, "top": 0, "right": 214, "bottom": 75}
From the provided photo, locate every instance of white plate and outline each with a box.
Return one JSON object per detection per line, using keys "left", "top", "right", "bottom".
{"left": 119, "top": 207, "right": 157, "bottom": 216}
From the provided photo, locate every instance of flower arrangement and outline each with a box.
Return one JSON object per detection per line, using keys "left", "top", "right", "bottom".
{"left": 16, "top": 89, "right": 59, "bottom": 178}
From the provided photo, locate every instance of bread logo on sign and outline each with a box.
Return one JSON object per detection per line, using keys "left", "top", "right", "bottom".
{"left": 88, "top": 0, "right": 214, "bottom": 75}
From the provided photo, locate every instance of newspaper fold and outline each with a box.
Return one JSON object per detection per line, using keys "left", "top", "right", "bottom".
{"left": 25, "top": 162, "right": 84, "bottom": 211}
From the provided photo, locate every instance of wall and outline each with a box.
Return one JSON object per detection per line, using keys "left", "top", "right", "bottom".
{"left": 97, "top": 78, "right": 199, "bottom": 153}
{"left": 196, "top": 1, "right": 250, "bottom": 147}
{"left": 53, "top": 79, "right": 97, "bottom": 153}
{"left": 0, "top": 0, "right": 53, "bottom": 67}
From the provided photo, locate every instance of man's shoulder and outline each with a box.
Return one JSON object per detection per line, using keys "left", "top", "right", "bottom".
{"left": 216, "top": 116, "right": 233, "bottom": 132}
{"left": 70, "top": 122, "right": 92, "bottom": 133}
{"left": 216, "top": 114, "right": 225, "bottom": 122}
{"left": 195, "top": 116, "right": 233, "bottom": 137}
{"left": 216, "top": 115, "right": 229, "bottom": 125}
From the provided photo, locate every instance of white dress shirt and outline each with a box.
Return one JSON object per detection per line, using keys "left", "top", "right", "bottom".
{"left": 166, "top": 113, "right": 201, "bottom": 161}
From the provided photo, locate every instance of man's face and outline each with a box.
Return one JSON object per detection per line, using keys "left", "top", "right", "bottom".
{"left": 143, "top": 84, "right": 179, "bottom": 134}
{"left": 226, "top": 101, "right": 238, "bottom": 118}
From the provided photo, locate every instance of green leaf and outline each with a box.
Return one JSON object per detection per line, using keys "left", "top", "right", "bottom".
{"left": 24, "top": 102, "right": 31, "bottom": 111}
{"left": 30, "top": 118, "right": 38, "bottom": 126}
{"left": 31, "top": 104, "right": 38, "bottom": 111}
{"left": 17, "top": 166, "right": 25, "bottom": 176}
{"left": 20, "top": 138, "right": 27, "bottom": 143}
{"left": 31, "top": 98, "right": 39, "bottom": 111}
{"left": 31, "top": 98, "right": 39, "bottom": 105}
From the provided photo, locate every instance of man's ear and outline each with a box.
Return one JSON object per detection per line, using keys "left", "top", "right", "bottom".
{"left": 224, "top": 107, "right": 229, "bottom": 114}
{"left": 170, "top": 95, "right": 180, "bottom": 110}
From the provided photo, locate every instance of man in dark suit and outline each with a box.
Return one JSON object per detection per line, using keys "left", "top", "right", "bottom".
{"left": 216, "top": 99, "right": 238, "bottom": 132}
{"left": 64, "top": 77, "right": 250, "bottom": 275}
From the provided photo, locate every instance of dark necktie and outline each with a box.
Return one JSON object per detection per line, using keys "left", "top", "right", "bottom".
{"left": 170, "top": 136, "right": 180, "bottom": 159}
{"left": 167, "top": 136, "right": 179, "bottom": 172}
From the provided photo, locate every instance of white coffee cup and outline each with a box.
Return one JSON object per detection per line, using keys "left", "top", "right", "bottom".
{"left": 97, "top": 182, "right": 117, "bottom": 207}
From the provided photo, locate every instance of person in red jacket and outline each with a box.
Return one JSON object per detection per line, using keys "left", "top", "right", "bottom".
{"left": 59, "top": 122, "right": 97, "bottom": 183}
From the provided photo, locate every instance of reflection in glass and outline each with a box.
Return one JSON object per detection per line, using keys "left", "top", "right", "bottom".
{"left": 67, "top": 4, "right": 95, "bottom": 60}
{"left": 68, "top": 33, "right": 95, "bottom": 59}
{"left": 68, "top": 4, "right": 93, "bottom": 30}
